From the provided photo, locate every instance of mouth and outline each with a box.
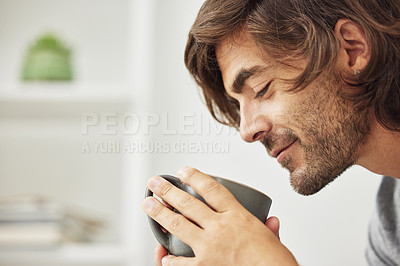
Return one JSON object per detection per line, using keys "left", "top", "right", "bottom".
{"left": 270, "top": 140, "right": 296, "bottom": 159}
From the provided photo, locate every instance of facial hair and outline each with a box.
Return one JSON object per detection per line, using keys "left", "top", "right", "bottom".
{"left": 261, "top": 74, "right": 371, "bottom": 196}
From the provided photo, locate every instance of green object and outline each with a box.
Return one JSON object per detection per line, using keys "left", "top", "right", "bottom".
{"left": 21, "top": 33, "right": 73, "bottom": 81}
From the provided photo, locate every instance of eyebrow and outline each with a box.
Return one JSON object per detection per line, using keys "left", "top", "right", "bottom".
{"left": 230, "top": 66, "right": 268, "bottom": 94}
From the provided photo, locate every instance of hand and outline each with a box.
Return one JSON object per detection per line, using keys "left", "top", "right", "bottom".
{"left": 143, "top": 167, "right": 298, "bottom": 266}
{"left": 153, "top": 216, "right": 282, "bottom": 266}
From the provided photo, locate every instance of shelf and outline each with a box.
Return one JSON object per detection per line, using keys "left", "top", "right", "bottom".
{"left": 0, "top": 83, "right": 134, "bottom": 119}
{"left": 0, "top": 83, "right": 133, "bottom": 104}
{"left": 0, "top": 243, "right": 126, "bottom": 266}
{"left": 0, "top": 0, "right": 147, "bottom": 265}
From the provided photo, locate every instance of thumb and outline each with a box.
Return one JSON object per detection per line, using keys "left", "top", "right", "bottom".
{"left": 155, "top": 245, "right": 168, "bottom": 266}
{"left": 161, "top": 255, "right": 195, "bottom": 265}
{"left": 265, "top": 216, "right": 280, "bottom": 239}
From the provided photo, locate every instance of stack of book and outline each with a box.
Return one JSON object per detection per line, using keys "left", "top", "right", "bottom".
{"left": 0, "top": 195, "right": 104, "bottom": 249}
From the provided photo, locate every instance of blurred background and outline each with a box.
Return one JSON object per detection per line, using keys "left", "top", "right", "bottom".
{"left": 0, "top": 0, "right": 382, "bottom": 265}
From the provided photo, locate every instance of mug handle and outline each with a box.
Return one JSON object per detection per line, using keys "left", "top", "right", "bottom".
{"left": 145, "top": 175, "right": 183, "bottom": 251}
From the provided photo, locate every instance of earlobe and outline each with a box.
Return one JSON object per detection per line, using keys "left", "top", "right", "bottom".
{"left": 334, "top": 19, "right": 370, "bottom": 75}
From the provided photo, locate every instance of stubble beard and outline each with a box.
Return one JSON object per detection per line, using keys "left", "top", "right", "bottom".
{"left": 263, "top": 74, "right": 370, "bottom": 196}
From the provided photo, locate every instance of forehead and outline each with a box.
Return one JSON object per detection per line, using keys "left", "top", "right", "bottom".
{"left": 216, "top": 32, "right": 269, "bottom": 92}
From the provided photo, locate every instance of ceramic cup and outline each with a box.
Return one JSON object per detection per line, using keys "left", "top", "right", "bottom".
{"left": 145, "top": 174, "right": 272, "bottom": 257}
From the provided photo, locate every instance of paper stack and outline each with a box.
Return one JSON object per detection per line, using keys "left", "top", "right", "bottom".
{"left": 0, "top": 195, "right": 104, "bottom": 249}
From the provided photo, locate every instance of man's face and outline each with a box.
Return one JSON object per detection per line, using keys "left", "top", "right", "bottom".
{"left": 216, "top": 32, "right": 370, "bottom": 195}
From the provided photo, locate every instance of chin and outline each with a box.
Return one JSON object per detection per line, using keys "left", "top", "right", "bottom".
{"left": 288, "top": 166, "right": 343, "bottom": 196}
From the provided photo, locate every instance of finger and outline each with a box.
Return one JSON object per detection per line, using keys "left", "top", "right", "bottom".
{"left": 148, "top": 176, "right": 215, "bottom": 227}
{"left": 155, "top": 245, "right": 168, "bottom": 266}
{"left": 142, "top": 197, "right": 203, "bottom": 247}
{"left": 265, "top": 216, "right": 280, "bottom": 239}
{"left": 161, "top": 199, "right": 173, "bottom": 210}
{"left": 161, "top": 255, "right": 196, "bottom": 266}
{"left": 177, "top": 167, "right": 242, "bottom": 212}
{"left": 160, "top": 199, "right": 173, "bottom": 233}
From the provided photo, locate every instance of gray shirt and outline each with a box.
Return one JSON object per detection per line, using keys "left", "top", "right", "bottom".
{"left": 366, "top": 176, "right": 400, "bottom": 265}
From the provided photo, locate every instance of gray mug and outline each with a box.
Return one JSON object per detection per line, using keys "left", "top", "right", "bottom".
{"left": 145, "top": 174, "right": 272, "bottom": 257}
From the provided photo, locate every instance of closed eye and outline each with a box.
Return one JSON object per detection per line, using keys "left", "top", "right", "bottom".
{"left": 255, "top": 81, "right": 272, "bottom": 99}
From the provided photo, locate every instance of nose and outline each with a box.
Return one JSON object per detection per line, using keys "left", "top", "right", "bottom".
{"left": 239, "top": 102, "right": 272, "bottom": 143}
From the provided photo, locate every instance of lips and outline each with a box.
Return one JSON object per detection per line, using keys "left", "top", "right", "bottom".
{"left": 270, "top": 140, "right": 296, "bottom": 158}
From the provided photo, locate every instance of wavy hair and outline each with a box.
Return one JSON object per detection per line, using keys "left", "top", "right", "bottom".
{"left": 184, "top": 0, "right": 400, "bottom": 131}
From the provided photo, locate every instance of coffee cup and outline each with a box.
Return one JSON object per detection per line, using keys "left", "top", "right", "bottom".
{"left": 145, "top": 174, "right": 272, "bottom": 257}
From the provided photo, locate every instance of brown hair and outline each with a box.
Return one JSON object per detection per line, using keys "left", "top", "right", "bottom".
{"left": 184, "top": 0, "right": 400, "bottom": 131}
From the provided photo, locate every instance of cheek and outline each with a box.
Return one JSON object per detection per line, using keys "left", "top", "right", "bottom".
{"left": 256, "top": 100, "right": 283, "bottom": 127}
{"left": 289, "top": 141, "right": 306, "bottom": 166}
{"left": 265, "top": 92, "right": 300, "bottom": 128}
{"left": 274, "top": 94, "right": 321, "bottom": 142}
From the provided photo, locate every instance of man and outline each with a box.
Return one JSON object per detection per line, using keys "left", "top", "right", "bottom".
{"left": 142, "top": 0, "right": 400, "bottom": 265}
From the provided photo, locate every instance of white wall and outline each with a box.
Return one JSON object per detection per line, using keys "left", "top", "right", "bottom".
{"left": 139, "top": 1, "right": 383, "bottom": 265}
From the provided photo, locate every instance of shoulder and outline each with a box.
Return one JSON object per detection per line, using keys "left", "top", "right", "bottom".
{"left": 366, "top": 176, "right": 400, "bottom": 265}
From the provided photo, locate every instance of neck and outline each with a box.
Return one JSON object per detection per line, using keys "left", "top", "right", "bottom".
{"left": 357, "top": 121, "right": 400, "bottom": 178}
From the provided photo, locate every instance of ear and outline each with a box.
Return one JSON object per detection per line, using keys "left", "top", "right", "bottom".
{"left": 334, "top": 19, "right": 370, "bottom": 75}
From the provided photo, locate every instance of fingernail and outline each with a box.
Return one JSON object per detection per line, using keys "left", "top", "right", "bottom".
{"left": 177, "top": 166, "right": 191, "bottom": 180}
{"left": 143, "top": 198, "right": 155, "bottom": 212}
{"left": 161, "top": 256, "right": 168, "bottom": 265}
{"left": 148, "top": 176, "right": 163, "bottom": 190}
